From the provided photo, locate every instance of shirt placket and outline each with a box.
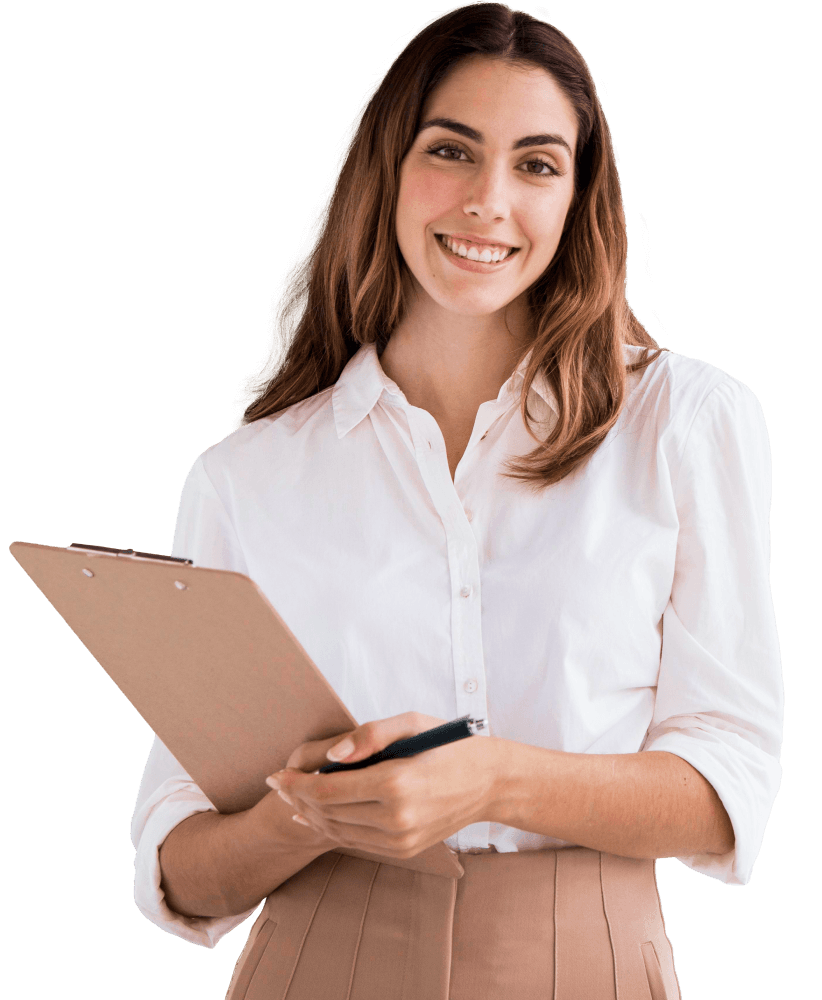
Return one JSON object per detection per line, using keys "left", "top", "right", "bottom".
{"left": 405, "top": 405, "right": 492, "bottom": 850}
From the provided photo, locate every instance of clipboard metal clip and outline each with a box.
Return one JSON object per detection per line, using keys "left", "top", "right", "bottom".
{"left": 68, "top": 542, "right": 193, "bottom": 566}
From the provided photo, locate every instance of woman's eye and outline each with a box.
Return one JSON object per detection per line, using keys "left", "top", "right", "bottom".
{"left": 425, "top": 143, "right": 558, "bottom": 177}
{"left": 428, "top": 143, "right": 466, "bottom": 161}
{"left": 522, "top": 159, "right": 557, "bottom": 177}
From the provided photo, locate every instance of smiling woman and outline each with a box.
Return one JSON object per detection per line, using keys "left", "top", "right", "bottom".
{"left": 396, "top": 62, "right": 578, "bottom": 292}
{"left": 239, "top": 3, "right": 667, "bottom": 492}
{"left": 382, "top": 54, "right": 584, "bottom": 474}
{"left": 131, "top": 4, "right": 783, "bottom": 1000}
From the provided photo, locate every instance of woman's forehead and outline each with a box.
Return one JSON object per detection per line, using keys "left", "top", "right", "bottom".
{"left": 421, "top": 60, "right": 578, "bottom": 153}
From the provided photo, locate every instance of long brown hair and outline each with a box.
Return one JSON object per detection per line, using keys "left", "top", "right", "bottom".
{"left": 240, "top": 3, "right": 667, "bottom": 492}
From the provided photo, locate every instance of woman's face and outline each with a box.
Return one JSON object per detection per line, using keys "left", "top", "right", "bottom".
{"left": 395, "top": 56, "right": 578, "bottom": 323}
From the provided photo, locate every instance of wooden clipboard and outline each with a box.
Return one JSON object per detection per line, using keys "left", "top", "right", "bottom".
{"left": 9, "top": 540, "right": 465, "bottom": 880}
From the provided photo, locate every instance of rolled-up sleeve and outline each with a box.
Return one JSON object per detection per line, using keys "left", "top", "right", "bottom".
{"left": 130, "top": 453, "right": 259, "bottom": 946}
{"left": 641, "top": 377, "right": 784, "bottom": 885}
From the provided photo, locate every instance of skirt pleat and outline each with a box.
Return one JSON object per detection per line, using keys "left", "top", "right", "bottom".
{"left": 225, "top": 846, "right": 681, "bottom": 1000}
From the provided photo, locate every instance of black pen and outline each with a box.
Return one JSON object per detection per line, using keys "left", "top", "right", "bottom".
{"left": 317, "top": 714, "right": 488, "bottom": 773}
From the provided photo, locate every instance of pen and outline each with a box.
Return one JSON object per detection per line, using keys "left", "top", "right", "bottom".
{"left": 317, "top": 714, "right": 487, "bottom": 773}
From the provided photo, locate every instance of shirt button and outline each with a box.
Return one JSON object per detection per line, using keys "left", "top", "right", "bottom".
{"left": 460, "top": 585, "right": 472, "bottom": 598}
{"left": 464, "top": 679, "right": 478, "bottom": 693}
{"left": 465, "top": 508, "right": 473, "bottom": 522}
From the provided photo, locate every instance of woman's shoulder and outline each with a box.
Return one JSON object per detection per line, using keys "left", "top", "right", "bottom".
{"left": 623, "top": 343, "right": 756, "bottom": 428}
{"left": 195, "top": 385, "right": 337, "bottom": 489}
{"left": 626, "top": 341, "right": 727, "bottom": 386}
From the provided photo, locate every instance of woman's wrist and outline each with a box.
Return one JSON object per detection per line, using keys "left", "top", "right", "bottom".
{"left": 157, "top": 794, "right": 333, "bottom": 922}
{"left": 201, "top": 791, "right": 337, "bottom": 916}
{"left": 249, "top": 787, "right": 340, "bottom": 854}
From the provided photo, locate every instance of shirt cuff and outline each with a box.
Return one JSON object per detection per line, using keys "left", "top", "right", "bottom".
{"left": 132, "top": 778, "right": 260, "bottom": 948}
{"left": 641, "top": 726, "right": 781, "bottom": 886}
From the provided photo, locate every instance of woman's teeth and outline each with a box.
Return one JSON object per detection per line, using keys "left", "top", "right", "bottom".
{"left": 438, "top": 234, "right": 517, "bottom": 263}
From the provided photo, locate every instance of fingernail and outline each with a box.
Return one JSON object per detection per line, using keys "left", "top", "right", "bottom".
{"left": 292, "top": 814, "right": 310, "bottom": 826}
{"left": 277, "top": 789, "right": 294, "bottom": 807}
{"left": 266, "top": 776, "right": 281, "bottom": 790}
{"left": 327, "top": 737, "right": 355, "bottom": 761}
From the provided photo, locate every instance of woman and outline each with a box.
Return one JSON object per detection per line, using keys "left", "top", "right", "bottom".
{"left": 131, "top": 5, "right": 783, "bottom": 998}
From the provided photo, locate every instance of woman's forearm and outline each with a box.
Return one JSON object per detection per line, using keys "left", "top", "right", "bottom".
{"left": 487, "top": 740, "right": 735, "bottom": 860}
{"left": 159, "top": 791, "right": 337, "bottom": 919}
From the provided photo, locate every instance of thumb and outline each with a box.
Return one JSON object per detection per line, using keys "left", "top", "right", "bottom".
{"left": 326, "top": 711, "right": 447, "bottom": 763}
{"left": 325, "top": 732, "right": 357, "bottom": 762}
{"left": 284, "top": 733, "right": 356, "bottom": 773}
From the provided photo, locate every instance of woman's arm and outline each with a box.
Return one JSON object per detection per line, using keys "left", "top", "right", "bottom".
{"left": 486, "top": 378, "right": 779, "bottom": 875}
{"left": 153, "top": 456, "right": 341, "bottom": 921}
{"left": 159, "top": 788, "right": 338, "bottom": 919}
{"left": 488, "top": 741, "right": 734, "bottom": 860}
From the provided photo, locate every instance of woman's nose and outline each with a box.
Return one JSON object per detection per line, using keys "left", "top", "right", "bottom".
{"left": 461, "top": 167, "right": 513, "bottom": 219}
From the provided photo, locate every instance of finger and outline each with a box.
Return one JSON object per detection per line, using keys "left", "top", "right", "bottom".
{"left": 276, "top": 760, "right": 394, "bottom": 806}
{"left": 295, "top": 809, "right": 412, "bottom": 856}
{"left": 288, "top": 732, "right": 356, "bottom": 773}
{"left": 325, "top": 712, "right": 447, "bottom": 764}
{"left": 276, "top": 768, "right": 404, "bottom": 829}
{"left": 287, "top": 797, "right": 364, "bottom": 844}
{"left": 293, "top": 795, "right": 401, "bottom": 831}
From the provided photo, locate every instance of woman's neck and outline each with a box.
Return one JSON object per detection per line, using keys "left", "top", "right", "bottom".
{"left": 379, "top": 305, "right": 531, "bottom": 427}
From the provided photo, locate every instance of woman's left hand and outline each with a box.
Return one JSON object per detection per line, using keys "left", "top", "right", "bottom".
{"left": 266, "top": 712, "right": 501, "bottom": 859}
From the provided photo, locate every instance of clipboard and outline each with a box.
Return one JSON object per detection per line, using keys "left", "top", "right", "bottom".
{"left": 9, "top": 540, "right": 465, "bottom": 880}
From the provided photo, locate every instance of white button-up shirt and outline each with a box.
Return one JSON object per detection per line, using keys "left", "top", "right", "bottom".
{"left": 131, "top": 341, "right": 783, "bottom": 948}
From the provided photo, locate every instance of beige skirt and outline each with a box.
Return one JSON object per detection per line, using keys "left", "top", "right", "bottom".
{"left": 225, "top": 845, "right": 681, "bottom": 1000}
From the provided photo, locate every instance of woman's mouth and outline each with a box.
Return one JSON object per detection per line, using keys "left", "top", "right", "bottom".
{"left": 434, "top": 233, "right": 520, "bottom": 272}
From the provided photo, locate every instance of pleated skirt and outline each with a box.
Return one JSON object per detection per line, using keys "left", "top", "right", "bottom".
{"left": 225, "top": 845, "right": 681, "bottom": 1000}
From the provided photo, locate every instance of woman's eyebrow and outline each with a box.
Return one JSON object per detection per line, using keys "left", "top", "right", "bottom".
{"left": 418, "top": 116, "right": 572, "bottom": 158}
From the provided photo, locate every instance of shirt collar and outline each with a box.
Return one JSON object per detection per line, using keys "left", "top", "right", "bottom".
{"left": 332, "top": 340, "right": 559, "bottom": 439}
